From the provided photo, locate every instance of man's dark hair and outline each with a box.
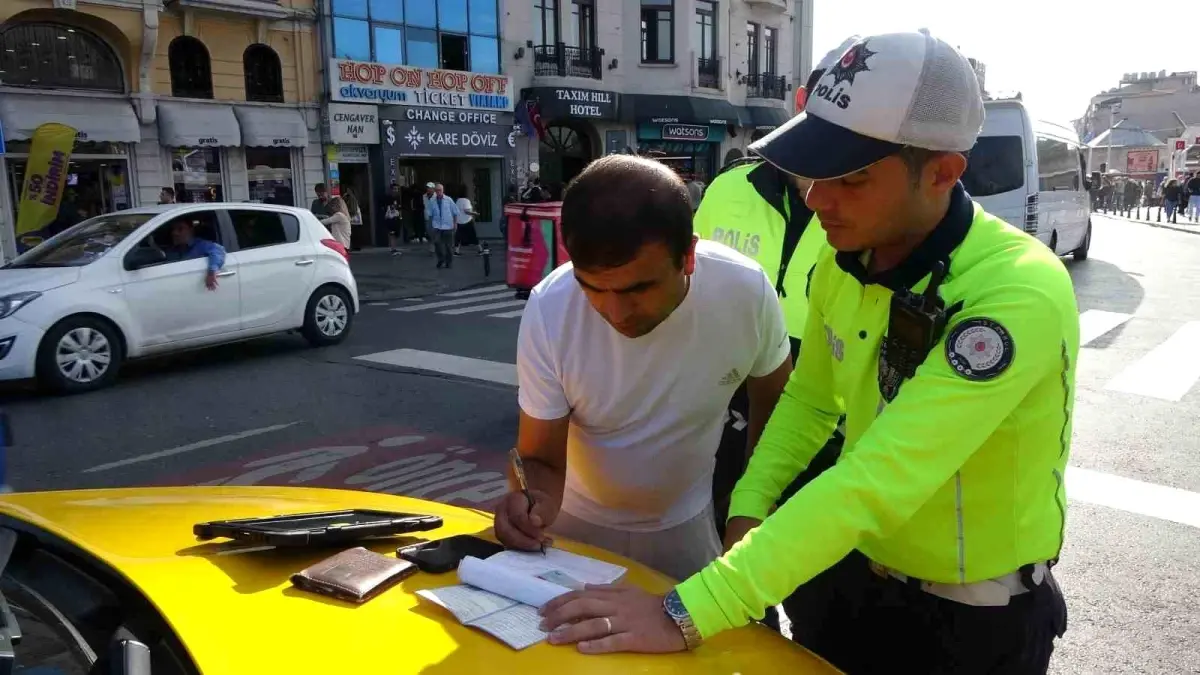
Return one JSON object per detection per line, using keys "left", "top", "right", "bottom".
{"left": 315, "top": 183, "right": 327, "bottom": 191}
{"left": 161, "top": 187, "right": 175, "bottom": 198}
{"left": 560, "top": 155, "right": 693, "bottom": 270}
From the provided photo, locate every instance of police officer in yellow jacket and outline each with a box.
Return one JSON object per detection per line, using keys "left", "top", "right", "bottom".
{"left": 699, "top": 36, "right": 861, "bottom": 544}
{"left": 537, "top": 31, "right": 1072, "bottom": 673}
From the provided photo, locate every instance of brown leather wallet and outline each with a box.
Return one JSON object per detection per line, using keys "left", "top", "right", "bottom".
{"left": 291, "top": 547, "right": 417, "bottom": 604}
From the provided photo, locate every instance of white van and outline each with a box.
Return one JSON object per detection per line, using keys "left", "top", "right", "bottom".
{"left": 961, "top": 99, "right": 1092, "bottom": 260}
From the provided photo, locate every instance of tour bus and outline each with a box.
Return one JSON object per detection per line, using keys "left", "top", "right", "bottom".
{"left": 961, "top": 98, "right": 1092, "bottom": 260}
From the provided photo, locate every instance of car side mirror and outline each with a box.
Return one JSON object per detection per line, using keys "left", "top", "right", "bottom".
{"left": 124, "top": 247, "right": 166, "bottom": 271}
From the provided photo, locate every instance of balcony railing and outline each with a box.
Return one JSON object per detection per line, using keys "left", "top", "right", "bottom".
{"left": 697, "top": 56, "right": 721, "bottom": 90}
{"left": 532, "top": 43, "right": 603, "bottom": 80}
{"left": 746, "top": 73, "right": 787, "bottom": 100}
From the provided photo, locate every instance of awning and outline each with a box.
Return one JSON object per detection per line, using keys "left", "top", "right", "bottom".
{"left": 233, "top": 106, "right": 309, "bottom": 148}
{"left": 157, "top": 101, "right": 241, "bottom": 147}
{"left": 743, "top": 105, "right": 791, "bottom": 130}
{"left": 621, "top": 94, "right": 741, "bottom": 126}
{"left": 0, "top": 94, "right": 141, "bottom": 143}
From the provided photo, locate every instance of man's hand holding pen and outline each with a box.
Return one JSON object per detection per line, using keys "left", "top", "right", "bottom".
{"left": 495, "top": 448, "right": 556, "bottom": 553}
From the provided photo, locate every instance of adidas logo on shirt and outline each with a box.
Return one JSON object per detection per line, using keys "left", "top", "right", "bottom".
{"left": 719, "top": 368, "right": 742, "bottom": 386}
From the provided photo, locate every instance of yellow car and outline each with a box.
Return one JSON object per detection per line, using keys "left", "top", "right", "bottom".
{"left": 0, "top": 486, "right": 839, "bottom": 674}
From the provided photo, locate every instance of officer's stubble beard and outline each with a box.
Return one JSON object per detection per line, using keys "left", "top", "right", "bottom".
{"left": 867, "top": 152, "right": 966, "bottom": 274}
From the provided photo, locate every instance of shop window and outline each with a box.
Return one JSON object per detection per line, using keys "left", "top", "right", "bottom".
{"left": 172, "top": 148, "right": 224, "bottom": 203}
{"left": 405, "top": 0, "right": 437, "bottom": 28}
{"left": 333, "top": 18, "right": 371, "bottom": 60}
{"left": 534, "top": 0, "right": 559, "bottom": 47}
{"left": 469, "top": 36, "right": 499, "bottom": 74}
{"left": 641, "top": 0, "right": 674, "bottom": 64}
{"left": 0, "top": 22, "right": 125, "bottom": 92}
{"left": 406, "top": 29, "right": 439, "bottom": 68}
{"left": 375, "top": 26, "right": 405, "bottom": 63}
{"left": 333, "top": 0, "right": 499, "bottom": 69}
{"left": 569, "top": 0, "right": 596, "bottom": 52}
{"left": 229, "top": 210, "right": 301, "bottom": 250}
{"left": 746, "top": 22, "right": 759, "bottom": 75}
{"left": 439, "top": 0, "right": 469, "bottom": 33}
{"left": 441, "top": 34, "right": 468, "bottom": 71}
{"left": 243, "top": 44, "right": 284, "bottom": 103}
{"left": 764, "top": 26, "right": 778, "bottom": 74}
{"left": 169, "top": 36, "right": 214, "bottom": 99}
{"left": 694, "top": 1, "right": 717, "bottom": 62}
{"left": 469, "top": 0, "right": 499, "bottom": 37}
{"left": 246, "top": 147, "right": 296, "bottom": 206}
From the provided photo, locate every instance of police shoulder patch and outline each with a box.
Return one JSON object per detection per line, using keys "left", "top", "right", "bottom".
{"left": 944, "top": 318, "right": 1014, "bottom": 381}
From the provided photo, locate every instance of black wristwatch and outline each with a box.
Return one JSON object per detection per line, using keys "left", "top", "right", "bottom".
{"left": 663, "top": 589, "right": 702, "bottom": 650}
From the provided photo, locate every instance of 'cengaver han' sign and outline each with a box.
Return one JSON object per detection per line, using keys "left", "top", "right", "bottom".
{"left": 382, "top": 119, "right": 520, "bottom": 157}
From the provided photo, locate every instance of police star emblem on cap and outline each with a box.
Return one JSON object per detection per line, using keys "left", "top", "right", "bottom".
{"left": 828, "top": 40, "right": 876, "bottom": 87}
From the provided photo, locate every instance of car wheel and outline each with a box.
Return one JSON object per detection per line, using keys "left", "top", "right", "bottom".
{"left": 1073, "top": 222, "right": 1092, "bottom": 261}
{"left": 302, "top": 285, "right": 354, "bottom": 346}
{"left": 36, "top": 316, "right": 124, "bottom": 394}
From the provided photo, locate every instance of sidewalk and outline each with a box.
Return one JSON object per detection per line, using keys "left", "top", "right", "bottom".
{"left": 1093, "top": 206, "right": 1200, "bottom": 236}
{"left": 349, "top": 240, "right": 508, "bottom": 301}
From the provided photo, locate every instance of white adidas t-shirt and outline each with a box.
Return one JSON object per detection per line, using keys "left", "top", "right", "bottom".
{"left": 516, "top": 239, "right": 790, "bottom": 532}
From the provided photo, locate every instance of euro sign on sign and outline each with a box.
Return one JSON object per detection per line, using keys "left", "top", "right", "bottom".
{"left": 1177, "top": 140, "right": 1187, "bottom": 151}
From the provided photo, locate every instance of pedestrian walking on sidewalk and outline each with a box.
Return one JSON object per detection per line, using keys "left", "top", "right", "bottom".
{"left": 425, "top": 183, "right": 460, "bottom": 269}
{"left": 1186, "top": 172, "right": 1200, "bottom": 222}
{"left": 1163, "top": 179, "right": 1182, "bottom": 224}
{"left": 320, "top": 197, "right": 353, "bottom": 249}
{"left": 453, "top": 185, "right": 480, "bottom": 256}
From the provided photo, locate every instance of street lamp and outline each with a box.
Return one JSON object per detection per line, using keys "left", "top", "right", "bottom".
{"left": 1106, "top": 101, "right": 1120, "bottom": 174}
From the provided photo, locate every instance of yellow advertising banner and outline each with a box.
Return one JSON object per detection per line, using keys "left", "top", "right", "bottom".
{"left": 16, "top": 122, "right": 76, "bottom": 252}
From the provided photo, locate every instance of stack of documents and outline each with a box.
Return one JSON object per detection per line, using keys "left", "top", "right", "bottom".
{"left": 416, "top": 548, "right": 627, "bottom": 650}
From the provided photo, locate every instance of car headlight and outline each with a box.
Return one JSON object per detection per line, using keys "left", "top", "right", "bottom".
{"left": 0, "top": 292, "right": 42, "bottom": 319}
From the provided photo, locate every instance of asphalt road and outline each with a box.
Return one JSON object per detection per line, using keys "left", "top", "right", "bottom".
{"left": 4, "top": 216, "right": 1199, "bottom": 673}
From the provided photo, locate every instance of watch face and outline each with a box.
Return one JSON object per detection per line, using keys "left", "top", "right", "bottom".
{"left": 664, "top": 590, "right": 687, "bottom": 618}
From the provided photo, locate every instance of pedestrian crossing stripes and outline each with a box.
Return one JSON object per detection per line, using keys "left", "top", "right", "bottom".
{"left": 367, "top": 303, "right": 1200, "bottom": 403}
{"left": 388, "top": 284, "right": 527, "bottom": 319}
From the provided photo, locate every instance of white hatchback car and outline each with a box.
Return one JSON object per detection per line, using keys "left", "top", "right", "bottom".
{"left": 0, "top": 202, "right": 359, "bottom": 393}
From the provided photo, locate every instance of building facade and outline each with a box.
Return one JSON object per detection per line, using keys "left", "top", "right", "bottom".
{"left": 0, "top": 0, "right": 323, "bottom": 261}
{"left": 315, "top": 0, "right": 811, "bottom": 241}
{"left": 1078, "top": 71, "right": 1200, "bottom": 144}
{"left": 509, "top": 0, "right": 811, "bottom": 195}
{"left": 319, "top": 0, "right": 520, "bottom": 242}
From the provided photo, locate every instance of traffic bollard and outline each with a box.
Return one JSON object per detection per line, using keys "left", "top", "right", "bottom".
{"left": 1157, "top": 206, "right": 1162, "bottom": 223}
{"left": 480, "top": 242, "right": 491, "bottom": 277}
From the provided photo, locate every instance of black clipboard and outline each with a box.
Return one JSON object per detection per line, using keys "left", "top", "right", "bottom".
{"left": 193, "top": 509, "right": 443, "bottom": 547}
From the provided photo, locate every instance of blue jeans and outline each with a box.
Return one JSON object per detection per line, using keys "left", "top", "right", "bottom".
{"left": 1165, "top": 200, "right": 1178, "bottom": 222}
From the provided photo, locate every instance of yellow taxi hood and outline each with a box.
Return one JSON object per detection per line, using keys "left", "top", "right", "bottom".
{"left": 0, "top": 486, "right": 836, "bottom": 675}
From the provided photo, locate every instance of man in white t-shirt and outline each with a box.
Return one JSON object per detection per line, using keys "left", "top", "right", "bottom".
{"left": 494, "top": 155, "right": 793, "bottom": 580}
{"left": 454, "top": 191, "right": 479, "bottom": 256}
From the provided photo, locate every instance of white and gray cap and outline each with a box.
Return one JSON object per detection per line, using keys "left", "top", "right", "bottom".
{"left": 750, "top": 30, "right": 985, "bottom": 180}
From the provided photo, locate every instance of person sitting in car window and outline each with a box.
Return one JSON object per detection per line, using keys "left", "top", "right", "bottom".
{"left": 164, "top": 218, "right": 226, "bottom": 290}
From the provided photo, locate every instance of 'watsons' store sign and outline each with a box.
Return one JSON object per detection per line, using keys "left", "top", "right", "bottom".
{"left": 330, "top": 59, "right": 514, "bottom": 112}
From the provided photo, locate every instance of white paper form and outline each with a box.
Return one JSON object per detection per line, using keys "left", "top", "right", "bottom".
{"left": 416, "top": 584, "right": 549, "bottom": 650}
{"left": 468, "top": 603, "right": 549, "bottom": 651}
{"left": 458, "top": 555, "right": 571, "bottom": 608}
{"left": 486, "top": 547, "right": 627, "bottom": 585}
{"left": 416, "top": 585, "right": 518, "bottom": 624}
